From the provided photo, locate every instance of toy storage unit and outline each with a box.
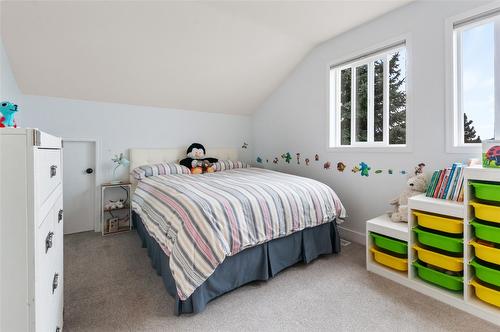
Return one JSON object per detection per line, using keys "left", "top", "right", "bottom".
{"left": 366, "top": 167, "right": 500, "bottom": 327}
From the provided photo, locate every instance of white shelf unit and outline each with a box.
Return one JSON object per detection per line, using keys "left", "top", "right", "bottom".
{"left": 365, "top": 167, "right": 500, "bottom": 326}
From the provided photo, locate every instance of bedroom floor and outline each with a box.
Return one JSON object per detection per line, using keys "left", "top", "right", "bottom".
{"left": 64, "top": 231, "right": 497, "bottom": 332}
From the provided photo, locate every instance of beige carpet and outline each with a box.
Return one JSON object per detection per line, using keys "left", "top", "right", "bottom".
{"left": 64, "top": 231, "right": 498, "bottom": 331}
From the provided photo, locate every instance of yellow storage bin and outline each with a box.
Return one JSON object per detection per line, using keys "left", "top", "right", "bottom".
{"left": 370, "top": 247, "right": 408, "bottom": 272}
{"left": 412, "top": 245, "right": 463, "bottom": 272}
{"left": 469, "top": 201, "right": 500, "bottom": 224}
{"left": 470, "top": 240, "right": 500, "bottom": 266}
{"left": 413, "top": 211, "right": 463, "bottom": 234}
{"left": 470, "top": 278, "right": 500, "bottom": 308}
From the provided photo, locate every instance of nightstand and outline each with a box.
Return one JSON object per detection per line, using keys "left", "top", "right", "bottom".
{"left": 101, "top": 182, "right": 132, "bottom": 236}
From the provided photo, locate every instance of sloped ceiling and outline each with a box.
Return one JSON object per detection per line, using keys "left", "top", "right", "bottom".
{"left": 1, "top": 1, "right": 413, "bottom": 115}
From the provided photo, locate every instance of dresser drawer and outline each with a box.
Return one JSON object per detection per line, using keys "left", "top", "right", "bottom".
{"left": 35, "top": 195, "right": 63, "bottom": 332}
{"left": 37, "top": 149, "right": 62, "bottom": 208}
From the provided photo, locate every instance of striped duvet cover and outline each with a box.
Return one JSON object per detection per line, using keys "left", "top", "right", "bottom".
{"left": 132, "top": 167, "right": 346, "bottom": 300}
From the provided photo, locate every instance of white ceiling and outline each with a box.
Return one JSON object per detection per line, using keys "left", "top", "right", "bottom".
{"left": 1, "top": 1, "right": 413, "bottom": 115}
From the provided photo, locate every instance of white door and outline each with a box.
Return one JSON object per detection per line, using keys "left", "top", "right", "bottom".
{"left": 63, "top": 140, "right": 96, "bottom": 234}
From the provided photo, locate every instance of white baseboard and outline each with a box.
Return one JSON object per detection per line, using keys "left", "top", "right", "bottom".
{"left": 338, "top": 226, "right": 365, "bottom": 245}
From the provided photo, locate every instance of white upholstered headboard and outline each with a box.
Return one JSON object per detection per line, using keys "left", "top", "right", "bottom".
{"left": 129, "top": 147, "right": 239, "bottom": 186}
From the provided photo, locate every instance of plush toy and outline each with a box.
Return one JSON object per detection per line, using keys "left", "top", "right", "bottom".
{"left": 0, "top": 101, "right": 18, "bottom": 128}
{"left": 180, "top": 143, "right": 218, "bottom": 174}
{"left": 389, "top": 163, "right": 428, "bottom": 222}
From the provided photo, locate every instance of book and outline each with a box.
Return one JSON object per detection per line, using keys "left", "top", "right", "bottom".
{"left": 437, "top": 168, "right": 451, "bottom": 198}
{"left": 433, "top": 170, "right": 446, "bottom": 198}
{"left": 453, "top": 171, "right": 465, "bottom": 201}
{"left": 443, "top": 164, "right": 457, "bottom": 199}
{"left": 426, "top": 171, "right": 439, "bottom": 197}
{"left": 448, "top": 165, "right": 463, "bottom": 200}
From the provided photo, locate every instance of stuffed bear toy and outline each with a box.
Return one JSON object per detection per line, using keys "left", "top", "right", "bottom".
{"left": 180, "top": 143, "right": 218, "bottom": 174}
{"left": 389, "top": 163, "right": 428, "bottom": 222}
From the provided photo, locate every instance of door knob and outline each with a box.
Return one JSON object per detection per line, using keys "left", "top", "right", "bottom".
{"left": 85, "top": 168, "right": 94, "bottom": 174}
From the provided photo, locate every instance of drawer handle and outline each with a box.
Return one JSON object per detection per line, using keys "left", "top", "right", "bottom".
{"left": 58, "top": 209, "right": 63, "bottom": 223}
{"left": 45, "top": 231, "right": 54, "bottom": 253}
{"left": 50, "top": 165, "right": 58, "bottom": 178}
{"left": 52, "top": 273, "right": 59, "bottom": 294}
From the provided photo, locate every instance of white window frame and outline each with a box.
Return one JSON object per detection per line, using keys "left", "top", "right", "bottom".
{"left": 327, "top": 35, "right": 412, "bottom": 152}
{"left": 445, "top": 3, "right": 500, "bottom": 153}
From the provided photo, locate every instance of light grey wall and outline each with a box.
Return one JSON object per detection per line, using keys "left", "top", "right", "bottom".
{"left": 0, "top": 40, "right": 23, "bottom": 105}
{"left": 2, "top": 35, "right": 252, "bottom": 183}
{"left": 17, "top": 95, "right": 253, "bottom": 182}
{"left": 253, "top": 1, "right": 491, "bottom": 243}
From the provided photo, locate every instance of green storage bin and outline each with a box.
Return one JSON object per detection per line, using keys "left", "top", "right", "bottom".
{"left": 470, "top": 259, "right": 500, "bottom": 287}
{"left": 413, "top": 261, "right": 463, "bottom": 291}
{"left": 413, "top": 227, "right": 463, "bottom": 253}
{"left": 370, "top": 232, "right": 408, "bottom": 256}
{"left": 471, "top": 182, "right": 500, "bottom": 203}
{"left": 471, "top": 219, "right": 500, "bottom": 244}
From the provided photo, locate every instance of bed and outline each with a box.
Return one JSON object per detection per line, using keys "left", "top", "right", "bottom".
{"left": 129, "top": 148, "right": 346, "bottom": 315}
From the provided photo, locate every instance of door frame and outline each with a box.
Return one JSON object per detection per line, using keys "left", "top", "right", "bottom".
{"left": 62, "top": 137, "right": 101, "bottom": 232}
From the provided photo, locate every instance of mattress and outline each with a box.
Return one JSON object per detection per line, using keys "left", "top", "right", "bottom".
{"left": 132, "top": 167, "right": 346, "bottom": 300}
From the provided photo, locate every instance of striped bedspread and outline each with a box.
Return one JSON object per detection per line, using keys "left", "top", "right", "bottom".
{"left": 132, "top": 168, "right": 346, "bottom": 300}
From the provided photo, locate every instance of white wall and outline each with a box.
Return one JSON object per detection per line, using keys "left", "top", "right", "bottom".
{"left": 18, "top": 95, "right": 252, "bottom": 182}
{"left": 0, "top": 39, "right": 23, "bottom": 105}
{"left": 253, "top": 1, "right": 491, "bottom": 243}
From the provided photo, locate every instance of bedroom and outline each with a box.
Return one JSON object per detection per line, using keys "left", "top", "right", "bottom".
{"left": 1, "top": 0, "right": 500, "bottom": 330}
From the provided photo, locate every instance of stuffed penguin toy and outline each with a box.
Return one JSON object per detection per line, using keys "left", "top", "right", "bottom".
{"left": 180, "top": 143, "right": 218, "bottom": 174}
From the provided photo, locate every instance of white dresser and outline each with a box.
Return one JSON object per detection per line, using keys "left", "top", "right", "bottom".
{"left": 0, "top": 129, "right": 64, "bottom": 332}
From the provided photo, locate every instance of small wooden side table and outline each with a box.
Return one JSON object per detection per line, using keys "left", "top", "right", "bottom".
{"left": 101, "top": 182, "right": 132, "bottom": 236}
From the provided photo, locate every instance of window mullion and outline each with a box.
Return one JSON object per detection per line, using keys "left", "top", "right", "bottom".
{"left": 495, "top": 18, "right": 500, "bottom": 139}
{"left": 368, "top": 61, "right": 374, "bottom": 143}
{"left": 351, "top": 67, "right": 356, "bottom": 145}
{"left": 383, "top": 55, "right": 390, "bottom": 144}
{"left": 335, "top": 69, "right": 342, "bottom": 146}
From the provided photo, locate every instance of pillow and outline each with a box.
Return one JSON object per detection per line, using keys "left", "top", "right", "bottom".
{"left": 132, "top": 162, "right": 191, "bottom": 180}
{"left": 213, "top": 160, "right": 250, "bottom": 172}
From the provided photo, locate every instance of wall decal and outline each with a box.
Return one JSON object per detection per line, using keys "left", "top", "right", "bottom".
{"left": 388, "top": 169, "right": 394, "bottom": 175}
{"left": 296, "top": 153, "right": 301, "bottom": 164}
{"left": 242, "top": 142, "right": 248, "bottom": 149}
{"left": 375, "top": 169, "right": 383, "bottom": 174}
{"left": 400, "top": 170, "right": 407, "bottom": 175}
{"left": 352, "top": 165, "right": 360, "bottom": 173}
{"left": 266, "top": 159, "right": 269, "bottom": 163}
{"left": 359, "top": 162, "right": 371, "bottom": 177}
{"left": 315, "top": 154, "right": 320, "bottom": 161}
{"left": 337, "top": 162, "right": 346, "bottom": 172}
{"left": 273, "top": 157, "right": 279, "bottom": 164}
{"left": 281, "top": 152, "right": 292, "bottom": 164}
{"left": 323, "top": 161, "right": 331, "bottom": 169}
{"left": 305, "top": 158, "right": 310, "bottom": 166}
{"left": 256, "top": 157, "right": 263, "bottom": 163}
{"left": 415, "top": 163, "right": 426, "bottom": 175}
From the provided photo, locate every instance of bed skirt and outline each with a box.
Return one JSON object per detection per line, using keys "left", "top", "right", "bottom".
{"left": 133, "top": 212, "right": 341, "bottom": 315}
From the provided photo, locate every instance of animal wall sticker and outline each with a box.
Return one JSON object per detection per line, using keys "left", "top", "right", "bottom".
{"left": 375, "top": 169, "right": 383, "bottom": 174}
{"left": 273, "top": 157, "right": 279, "bottom": 164}
{"left": 337, "top": 162, "right": 346, "bottom": 172}
{"left": 296, "top": 153, "right": 301, "bottom": 164}
{"left": 400, "top": 170, "right": 407, "bottom": 175}
{"left": 242, "top": 142, "right": 248, "bottom": 149}
{"left": 305, "top": 158, "right": 310, "bottom": 166}
{"left": 266, "top": 159, "right": 269, "bottom": 163}
{"left": 315, "top": 154, "right": 320, "bottom": 161}
{"left": 359, "top": 162, "right": 371, "bottom": 177}
{"left": 323, "top": 161, "right": 331, "bottom": 169}
{"left": 352, "top": 165, "right": 360, "bottom": 173}
{"left": 256, "top": 157, "right": 263, "bottom": 163}
{"left": 281, "top": 152, "right": 292, "bottom": 164}
{"left": 388, "top": 169, "right": 394, "bottom": 175}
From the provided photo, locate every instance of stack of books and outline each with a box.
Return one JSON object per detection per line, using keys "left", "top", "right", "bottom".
{"left": 425, "top": 163, "right": 464, "bottom": 202}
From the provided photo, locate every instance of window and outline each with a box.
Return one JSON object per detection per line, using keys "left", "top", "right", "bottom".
{"left": 449, "top": 7, "right": 500, "bottom": 149}
{"left": 329, "top": 42, "right": 407, "bottom": 148}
